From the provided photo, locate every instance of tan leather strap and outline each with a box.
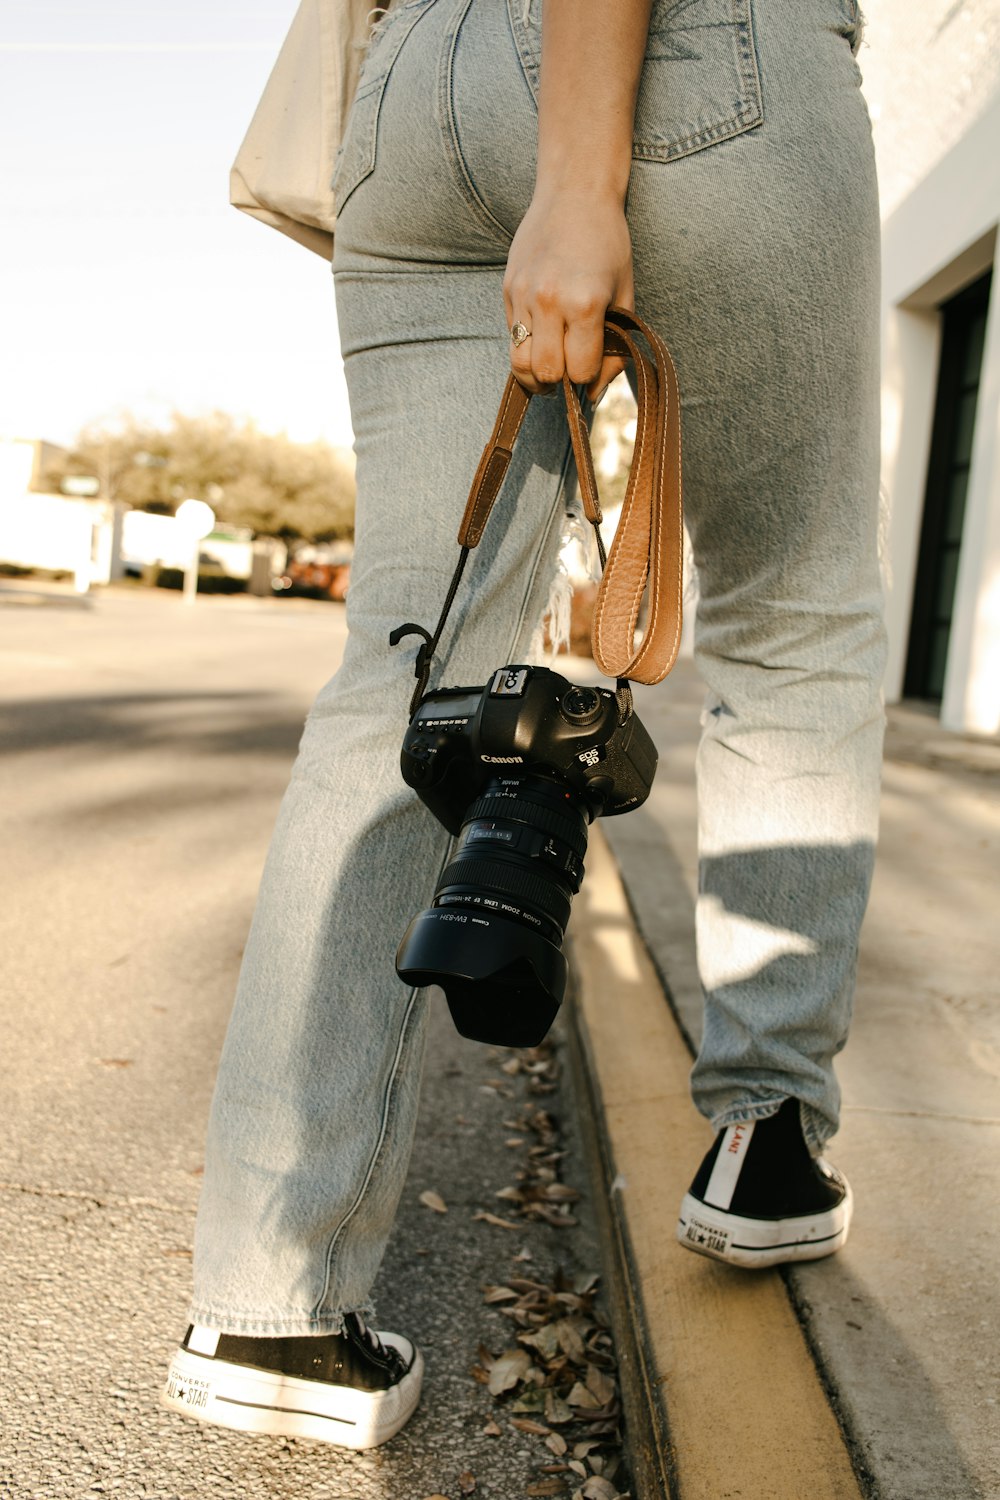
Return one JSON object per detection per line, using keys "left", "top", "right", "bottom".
{"left": 457, "top": 307, "right": 683, "bottom": 685}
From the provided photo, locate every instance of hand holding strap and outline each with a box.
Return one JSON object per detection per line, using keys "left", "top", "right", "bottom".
{"left": 458, "top": 307, "right": 684, "bottom": 685}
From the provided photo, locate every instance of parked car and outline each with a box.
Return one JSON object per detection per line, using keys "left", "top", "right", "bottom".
{"left": 271, "top": 556, "right": 350, "bottom": 601}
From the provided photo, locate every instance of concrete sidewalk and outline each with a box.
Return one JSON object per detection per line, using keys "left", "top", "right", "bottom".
{"left": 566, "top": 656, "right": 1000, "bottom": 1499}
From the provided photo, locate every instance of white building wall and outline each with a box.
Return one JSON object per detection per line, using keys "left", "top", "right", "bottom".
{"left": 860, "top": 1, "right": 1000, "bottom": 733}
{"left": 860, "top": 0, "right": 1000, "bottom": 218}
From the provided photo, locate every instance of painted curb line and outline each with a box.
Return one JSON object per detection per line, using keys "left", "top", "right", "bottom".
{"left": 567, "top": 824, "right": 864, "bottom": 1500}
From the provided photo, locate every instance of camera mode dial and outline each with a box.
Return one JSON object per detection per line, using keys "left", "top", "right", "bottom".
{"left": 559, "top": 686, "right": 603, "bottom": 726}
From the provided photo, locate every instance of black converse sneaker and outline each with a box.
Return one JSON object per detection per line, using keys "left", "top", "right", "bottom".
{"left": 677, "top": 1097, "right": 853, "bottom": 1269}
{"left": 162, "top": 1313, "right": 423, "bottom": 1448}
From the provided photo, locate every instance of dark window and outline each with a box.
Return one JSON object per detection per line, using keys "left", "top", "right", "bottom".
{"left": 905, "top": 271, "right": 992, "bottom": 702}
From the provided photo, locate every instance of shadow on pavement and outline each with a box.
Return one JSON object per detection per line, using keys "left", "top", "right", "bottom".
{"left": 787, "top": 1258, "right": 985, "bottom": 1500}
{"left": 600, "top": 797, "right": 994, "bottom": 1500}
{"left": 0, "top": 692, "right": 308, "bottom": 758}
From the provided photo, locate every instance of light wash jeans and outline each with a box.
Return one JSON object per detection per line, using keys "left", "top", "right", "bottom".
{"left": 191, "top": 0, "right": 884, "bottom": 1333}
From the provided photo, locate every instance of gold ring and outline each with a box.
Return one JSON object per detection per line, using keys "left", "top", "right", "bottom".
{"left": 510, "top": 321, "right": 531, "bottom": 348}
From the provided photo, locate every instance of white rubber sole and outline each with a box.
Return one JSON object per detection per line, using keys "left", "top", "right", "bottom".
{"left": 677, "top": 1182, "right": 854, "bottom": 1269}
{"left": 161, "top": 1338, "right": 424, "bottom": 1449}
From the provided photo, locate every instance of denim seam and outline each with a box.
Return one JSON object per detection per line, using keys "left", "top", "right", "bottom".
{"left": 505, "top": 0, "right": 539, "bottom": 109}
{"left": 314, "top": 981, "right": 426, "bottom": 1320}
{"left": 332, "top": 2, "right": 434, "bottom": 216}
{"left": 313, "top": 438, "right": 569, "bottom": 1315}
{"left": 440, "top": 0, "right": 516, "bottom": 245}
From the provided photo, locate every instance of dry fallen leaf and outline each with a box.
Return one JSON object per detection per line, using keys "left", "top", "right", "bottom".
{"left": 487, "top": 1348, "right": 533, "bottom": 1396}
{"left": 482, "top": 1285, "right": 519, "bottom": 1304}
{"left": 527, "top": 1204, "right": 579, "bottom": 1228}
{"left": 419, "top": 1190, "right": 447, "bottom": 1214}
{"left": 554, "top": 1320, "right": 587, "bottom": 1362}
{"left": 567, "top": 1382, "right": 601, "bottom": 1411}
{"left": 544, "top": 1392, "right": 574, "bottom": 1425}
{"left": 482, "top": 1419, "right": 502, "bottom": 1437}
{"left": 543, "top": 1182, "right": 581, "bottom": 1202}
{"left": 520, "top": 1324, "right": 560, "bottom": 1361}
{"left": 473, "top": 1211, "right": 521, "bottom": 1231}
{"left": 579, "top": 1478, "right": 620, "bottom": 1500}
{"left": 585, "top": 1365, "right": 616, "bottom": 1406}
{"left": 573, "top": 1440, "right": 603, "bottom": 1461}
{"left": 468, "top": 1042, "right": 624, "bottom": 1492}
{"left": 510, "top": 1389, "right": 548, "bottom": 1414}
{"left": 458, "top": 1472, "right": 477, "bottom": 1495}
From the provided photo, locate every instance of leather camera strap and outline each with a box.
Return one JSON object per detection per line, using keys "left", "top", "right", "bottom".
{"left": 457, "top": 306, "right": 684, "bottom": 685}
{"left": 391, "top": 308, "right": 683, "bottom": 713}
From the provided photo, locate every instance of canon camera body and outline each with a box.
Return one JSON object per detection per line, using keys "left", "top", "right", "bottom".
{"left": 395, "top": 664, "right": 657, "bottom": 1046}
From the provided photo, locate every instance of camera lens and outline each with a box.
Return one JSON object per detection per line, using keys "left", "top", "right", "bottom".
{"left": 395, "top": 773, "right": 589, "bottom": 1046}
{"left": 438, "top": 775, "right": 587, "bottom": 937}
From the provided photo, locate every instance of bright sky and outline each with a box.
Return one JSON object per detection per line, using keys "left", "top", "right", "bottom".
{"left": 1, "top": 1, "right": 354, "bottom": 452}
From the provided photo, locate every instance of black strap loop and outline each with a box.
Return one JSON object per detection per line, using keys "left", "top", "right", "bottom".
{"left": 390, "top": 546, "right": 471, "bottom": 715}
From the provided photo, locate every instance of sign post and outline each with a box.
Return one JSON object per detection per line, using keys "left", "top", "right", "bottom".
{"left": 175, "top": 499, "right": 216, "bottom": 605}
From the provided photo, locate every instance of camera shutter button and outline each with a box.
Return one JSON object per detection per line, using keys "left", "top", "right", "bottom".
{"left": 560, "top": 687, "right": 602, "bottom": 726}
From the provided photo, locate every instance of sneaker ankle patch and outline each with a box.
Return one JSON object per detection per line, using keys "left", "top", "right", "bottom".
{"left": 703, "top": 1120, "right": 755, "bottom": 1210}
{"left": 187, "top": 1326, "right": 220, "bottom": 1356}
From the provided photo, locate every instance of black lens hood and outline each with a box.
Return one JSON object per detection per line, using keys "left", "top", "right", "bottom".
{"left": 396, "top": 908, "right": 566, "bottom": 1047}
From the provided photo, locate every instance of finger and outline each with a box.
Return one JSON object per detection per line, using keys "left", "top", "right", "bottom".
{"left": 508, "top": 318, "right": 542, "bottom": 393}
{"left": 563, "top": 303, "right": 608, "bottom": 390}
{"left": 525, "top": 305, "right": 566, "bottom": 392}
{"left": 586, "top": 353, "right": 627, "bottom": 404}
{"left": 586, "top": 274, "right": 634, "bottom": 400}
{"left": 510, "top": 311, "right": 565, "bottom": 395}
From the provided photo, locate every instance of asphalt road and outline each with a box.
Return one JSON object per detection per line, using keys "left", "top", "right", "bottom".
{"left": 0, "top": 584, "right": 615, "bottom": 1500}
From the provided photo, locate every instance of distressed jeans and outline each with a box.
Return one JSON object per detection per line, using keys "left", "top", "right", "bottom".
{"left": 191, "top": 0, "right": 885, "bottom": 1333}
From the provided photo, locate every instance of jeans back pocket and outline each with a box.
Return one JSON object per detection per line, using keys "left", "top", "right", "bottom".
{"left": 509, "top": 0, "right": 763, "bottom": 164}
{"left": 332, "top": 0, "right": 437, "bottom": 215}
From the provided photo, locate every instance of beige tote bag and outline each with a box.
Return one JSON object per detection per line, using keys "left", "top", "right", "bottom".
{"left": 229, "top": 0, "right": 378, "bottom": 260}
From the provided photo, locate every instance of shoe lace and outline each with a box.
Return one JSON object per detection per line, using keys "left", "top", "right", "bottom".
{"left": 347, "top": 1312, "right": 406, "bottom": 1376}
{"left": 349, "top": 1312, "right": 382, "bottom": 1353}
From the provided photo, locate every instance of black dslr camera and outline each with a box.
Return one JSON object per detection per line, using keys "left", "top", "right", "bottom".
{"left": 395, "top": 664, "right": 657, "bottom": 1046}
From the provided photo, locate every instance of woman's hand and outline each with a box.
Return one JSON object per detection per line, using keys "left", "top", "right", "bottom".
{"left": 501, "top": 0, "right": 651, "bottom": 402}
{"left": 503, "top": 185, "right": 634, "bottom": 401}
